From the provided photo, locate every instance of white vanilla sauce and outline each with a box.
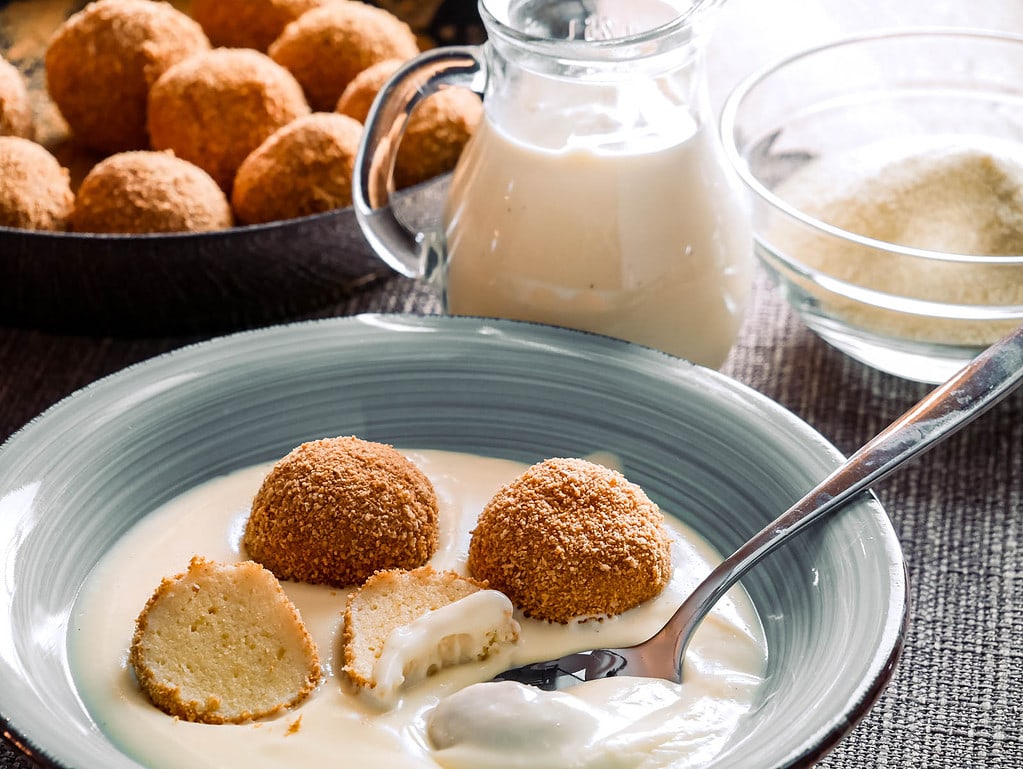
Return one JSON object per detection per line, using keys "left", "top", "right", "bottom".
{"left": 443, "top": 117, "right": 753, "bottom": 370}
{"left": 70, "top": 450, "right": 766, "bottom": 769}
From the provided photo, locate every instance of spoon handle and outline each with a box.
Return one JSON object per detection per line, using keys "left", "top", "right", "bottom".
{"left": 667, "top": 324, "right": 1023, "bottom": 680}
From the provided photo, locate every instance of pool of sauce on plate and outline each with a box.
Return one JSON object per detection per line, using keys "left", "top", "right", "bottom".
{"left": 70, "top": 450, "right": 767, "bottom": 769}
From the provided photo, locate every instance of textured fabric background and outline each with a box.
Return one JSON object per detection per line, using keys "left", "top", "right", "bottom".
{"left": 1, "top": 265, "right": 1021, "bottom": 768}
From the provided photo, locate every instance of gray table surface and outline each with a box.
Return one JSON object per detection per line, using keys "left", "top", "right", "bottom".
{"left": 2, "top": 1, "right": 1021, "bottom": 766}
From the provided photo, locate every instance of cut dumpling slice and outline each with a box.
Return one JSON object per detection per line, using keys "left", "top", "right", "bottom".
{"left": 129, "top": 556, "right": 322, "bottom": 724}
{"left": 343, "top": 566, "right": 520, "bottom": 705}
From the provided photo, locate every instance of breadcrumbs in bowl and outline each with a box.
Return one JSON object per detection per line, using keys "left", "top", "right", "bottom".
{"left": 721, "top": 30, "right": 1023, "bottom": 383}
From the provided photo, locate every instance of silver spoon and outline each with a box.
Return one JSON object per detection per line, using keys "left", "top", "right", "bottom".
{"left": 496, "top": 324, "right": 1023, "bottom": 690}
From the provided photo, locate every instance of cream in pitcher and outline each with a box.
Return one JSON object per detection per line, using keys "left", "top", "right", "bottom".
{"left": 355, "top": 0, "right": 752, "bottom": 368}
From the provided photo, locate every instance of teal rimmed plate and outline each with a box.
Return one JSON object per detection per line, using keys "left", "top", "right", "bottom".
{"left": 0, "top": 315, "right": 907, "bottom": 768}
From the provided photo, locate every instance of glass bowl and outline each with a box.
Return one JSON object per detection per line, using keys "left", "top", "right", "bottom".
{"left": 720, "top": 30, "right": 1023, "bottom": 383}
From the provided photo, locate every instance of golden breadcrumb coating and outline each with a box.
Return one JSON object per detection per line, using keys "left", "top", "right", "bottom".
{"left": 269, "top": 1, "right": 418, "bottom": 112}
{"left": 147, "top": 48, "right": 310, "bottom": 192}
{"left": 0, "top": 136, "right": 74, "bottom": 230}
{"left": 0, "top": 55, "right": 33, "bottom": 140}
{"left": 45, "top": 0, "right": 210, "bottom": 154}
{"left": 393, "top": 87, "right": 481, "bottom": 189}
{"left": 244, "top": 437, "right": 439, "bottom": 587}
{"left": 336, "top": 57, "right": 482, "bottom": 189}
{"left": 335, "top": 57, "right": 402, "bottom": 123}
{"left": 190, "top": 0, "right": 330, "bottom": 51}
{"left": 130, "top": 556, "right": 322, "bottom": 725}
{"left": 71, "top": 151, "right": 233, "bottom": 234}
{"left": 232, "top": 112, "right": 361, "bottom": 224}
{"left": 467, "top": 458, "right": 673, "bottom": 623}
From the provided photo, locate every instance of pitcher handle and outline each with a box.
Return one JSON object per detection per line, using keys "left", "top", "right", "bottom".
{"left": 354, "top": 47, "right": 486, "bottom": 279}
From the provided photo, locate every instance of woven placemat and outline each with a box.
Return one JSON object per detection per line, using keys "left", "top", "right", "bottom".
{"left": 723, "top": 273, "right": 1023, "bottom": 769}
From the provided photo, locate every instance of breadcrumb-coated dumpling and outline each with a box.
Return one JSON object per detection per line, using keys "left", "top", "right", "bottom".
{"left": 0, "top": 137, "right": 74, "bottom": 231}
{"left": 269, "top": 1, "right": 419, "bottom": 112}
{"left": 334, "top": 57, "right": 402, "bottom": 123}
{"left": 129, "top": 556, "right": 322, "bottom": 724}
{"left": 147, "top": 48, "right": 310, "bottom": 192}
{"left": 190, "top": 0, "right": 331, "bottom": 51}
{"left": 244, "top": 436, "right": 439, "bottom": 587}
{"left": 0, "top": 55, "right": 33, "bottom": 139}
{"left": 232, "top": 112, "right": 361, "bottom": 224}
{"left": 71, "top": 151, "right": 233, "bottom": 234}
{"left": 336, "top": 58, "right": 482, "bottom": 189}
{"left": 45, "top": 0, "right": 210, "bottom": 153}
{"left": 342, "top": 566, "right": 519, "bottom": 703}
{"left": 467, "top": 458, "right": 673, "bottom": 623}
{"left": 392, "top": 88, "right": 481, "bottom": 189}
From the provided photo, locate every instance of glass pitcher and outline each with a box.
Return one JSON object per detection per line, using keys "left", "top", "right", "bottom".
{"left": 354, "top": 0, "right": 752, "bottom": 369}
